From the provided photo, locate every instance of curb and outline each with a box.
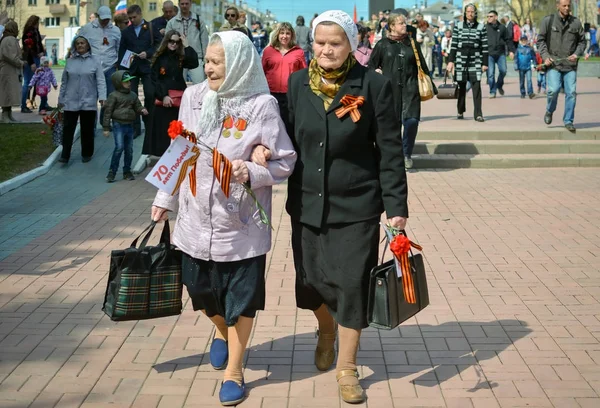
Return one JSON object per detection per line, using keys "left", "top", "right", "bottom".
{"left": 132, "top": 123, "right": 150, "bottom": 175}
{"left": 0, "top": 124, "right": 80, "bottom": 196}
{"left": 133, "top": 154, "right": 151, "bottom": 175}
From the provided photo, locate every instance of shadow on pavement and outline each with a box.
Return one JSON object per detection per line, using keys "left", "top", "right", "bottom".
{"left": 153, "top": 319, "right": 531, "bottom": 392}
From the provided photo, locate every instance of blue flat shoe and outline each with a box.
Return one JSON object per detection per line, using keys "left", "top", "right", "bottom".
{"left": 210, "top": 338, "right": 228, "bottom": 370}
{"left": 219, "top": 380, "right": 246, "bottom": 406}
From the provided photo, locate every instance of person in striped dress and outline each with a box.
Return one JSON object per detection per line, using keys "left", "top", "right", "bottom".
{"left": 446, "top": 4, "right": 488, "bottom": 122}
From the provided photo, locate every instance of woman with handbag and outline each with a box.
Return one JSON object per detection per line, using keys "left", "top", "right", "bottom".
{"left": 143, "top": 30, "right": 199, "bottom": 157}
{"left": 151, "top": 31, "right": 296, "bottom": 406}
{"left": 252, "top": 10, "right": 408, "bottom": 403}
{"left": 446, "top": 4, "right": 488, "bottom": 122}
{"left": 369, "top": 13, "right": 431, "bottom": 170}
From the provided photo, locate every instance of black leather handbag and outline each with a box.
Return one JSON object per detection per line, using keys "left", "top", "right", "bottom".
{"left": 436, "top": 71, "right": 459, "bottom": 100}
{"left": 367, "top": 233, "right": 429, "bottom": 330}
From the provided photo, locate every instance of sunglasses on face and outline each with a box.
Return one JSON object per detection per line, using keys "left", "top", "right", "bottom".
{"left": 168, "top": 39, "right": 180, "bottom": 44}
{"left": 226, "top": 13, "right": 237, "bottom": 18}
{"left": 487, "top": 15, "right": 495, "bottom": 18}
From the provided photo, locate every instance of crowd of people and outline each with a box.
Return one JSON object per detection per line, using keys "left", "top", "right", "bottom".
{"left": 0, "top": 0, "right": 594, "bottom": 406}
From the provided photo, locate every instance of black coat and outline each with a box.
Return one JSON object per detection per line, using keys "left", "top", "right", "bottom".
{"left": 151, "top": 46, "right": 199, "bottom": 100}
{"left": 118, "top": 21, "right": 162, "bottom": 75}
{"left": 368, "top": 36, "right": 429, "bottom": 121}
{"left": 286, "top": 63, "right": 408, "bottom": 229}
{"left": 487, "top": 22, "right": 515, "bottom": 56}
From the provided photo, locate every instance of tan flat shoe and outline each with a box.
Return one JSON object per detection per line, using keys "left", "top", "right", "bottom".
{"left": 336, "top": 369, "right": 365, "bottom": 404}
{"left": 314, "top": 329, "right": 336, "bottom": 371}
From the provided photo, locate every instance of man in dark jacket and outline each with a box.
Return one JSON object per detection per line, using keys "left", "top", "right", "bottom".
{"left": 118, "top": 4, "right": 161, "bottom": 137}
{"left": 537, "top": 0, "right": 586, "bottom": 132}
{"left": 151, "top": 0, "right": 176, "bottom": 42}
{"left": 486, "top": 10, "right": 515, "bottom": 97}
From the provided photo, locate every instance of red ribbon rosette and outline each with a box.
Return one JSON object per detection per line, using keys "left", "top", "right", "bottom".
{"left": 389, "top": 233, "right": 423, "bottom": 304}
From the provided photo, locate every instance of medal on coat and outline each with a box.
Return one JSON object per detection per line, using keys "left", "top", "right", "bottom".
{"left": 222, "top": 116, "right": 248, "bottom": 139}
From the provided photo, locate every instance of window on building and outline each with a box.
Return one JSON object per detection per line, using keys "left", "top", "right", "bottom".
{"left": 7, "top": 0, "right": 15, "bottom": 6}
{"left": 46, "top": 0, "right": 60, "bottom": 5}
{"left": 28, "top": 0, "right": 37, "bottom": 6}
{"left": 69, "top": 17, "right": 77, "bottom": 26}
{"left": 70, "top": 0, "right": 76, "bottom": 4}
{"left": 149, "top": 2, "right": 157, "bottom": 11}
{"left": 45, "top": 17, "right": 61, "bottom": 27}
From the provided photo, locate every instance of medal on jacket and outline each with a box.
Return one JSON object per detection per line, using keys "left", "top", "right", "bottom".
{"left": 103, "top": 37, "right": 109, "bottom": 45}
{"left": 222, "top": 116, "right": 248, "bottom": 139}
{"left": 222, "top": 116, "right": 234, "bottom": 138}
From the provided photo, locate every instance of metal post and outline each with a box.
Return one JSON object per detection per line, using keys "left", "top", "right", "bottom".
{"left": 76, "top": 0, "right": 80, "bottom": 27}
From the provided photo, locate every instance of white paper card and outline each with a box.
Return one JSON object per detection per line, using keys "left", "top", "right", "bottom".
{"left": 120, "top": 49, "right": 136, "bottom": 68}
{"left": 145, "top": 136, "right": 197, "bottom": 194}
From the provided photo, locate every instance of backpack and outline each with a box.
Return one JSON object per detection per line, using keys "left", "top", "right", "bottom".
{"left": 512, "top": 23, "right": 521, "bottom": 42}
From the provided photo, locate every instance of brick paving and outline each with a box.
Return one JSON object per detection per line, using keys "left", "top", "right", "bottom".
{"left": 1, "top": 166, "right": 599, "bottom": 408}
{"left": 0, "top": 76, "right": 599, "bottom": 407}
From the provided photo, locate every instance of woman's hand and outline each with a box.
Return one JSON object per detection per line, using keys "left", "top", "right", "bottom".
{"left": 387, "top": 216, "right": 407, "bottom": 230}
{"left": 181, "top": 35, "right": 189, "bottom": 48}
{"left": 446, "top": 62, "right": 454, "bottom": 73}
{"left": 163, "top": 96, "right": 173, "bottom": 107}
{"left": 375, "top": 68, "right": 383, "bottom": 74}
{"left": 231, "top": 160, "right": 249, "bottom": 183}
{"left": 151, "top": 205, "right": 169, "bottom": 222}
{"left": 250, "top": 145, "right": 272, "bottom": 168}
{"left": 31, "top": 64, "right": 37, "bottom": 71}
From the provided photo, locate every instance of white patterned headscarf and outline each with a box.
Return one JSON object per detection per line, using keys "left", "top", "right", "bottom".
{"left": 312, "top": 10, "right": 359, "bottom": 52}
{"left": 197, "top": 31, "right": 269, "bottom": 133}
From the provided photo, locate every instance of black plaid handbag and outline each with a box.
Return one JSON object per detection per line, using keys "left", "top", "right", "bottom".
{"left": 367, "top": 231, "right": 429, "bottom": 330}
{"left": 102, "top": 220, "right": 183, "bottom": 321}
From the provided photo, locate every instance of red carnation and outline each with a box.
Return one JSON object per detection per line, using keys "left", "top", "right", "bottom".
{"left": 168, "top": 120, "right": 184, "bottom": 139}
{"left": 390, "top": 234, "right": 411, "bottom": 258}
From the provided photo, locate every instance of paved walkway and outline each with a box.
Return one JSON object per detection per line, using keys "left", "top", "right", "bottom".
{"left": 0, "top": 78, "right": 599, "bottom": 408}
{"left": 421, "top": 77, "right": 600, "bottom": 132}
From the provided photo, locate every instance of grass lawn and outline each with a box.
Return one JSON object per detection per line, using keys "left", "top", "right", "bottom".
{"left": 0, "top": 123, "right": 56, "bottom": 183}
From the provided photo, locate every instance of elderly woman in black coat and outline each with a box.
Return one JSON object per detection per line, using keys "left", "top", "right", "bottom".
{"left": 253, "top": 10, "right": 408, "bottom": 404}
{"left": 369, "top": 12, "right": 430, "bottom": 170}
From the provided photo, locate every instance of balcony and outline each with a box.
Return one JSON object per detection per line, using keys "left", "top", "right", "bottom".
{"left": 49, "top": 4, "right": 67, "bottom": 14}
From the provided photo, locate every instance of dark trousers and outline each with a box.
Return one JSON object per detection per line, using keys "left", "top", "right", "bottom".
{"left": 402, "top": 118, "right": 419, "bottom": 158}
{"left": 61, "top": 110, "right": 96, "bottom": 161}
{"left": 129, "top": 73, "right": 153, "bottom": 136}
{"left": 271, "top": 92, "right": 291, "bottom": 136}
{"left": 457, "top": 80, "right": 482, "bottom": 118}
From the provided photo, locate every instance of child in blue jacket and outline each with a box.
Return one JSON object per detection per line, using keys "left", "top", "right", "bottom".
{"left": 514, "top": 36, "right": 536, "bottom": 99}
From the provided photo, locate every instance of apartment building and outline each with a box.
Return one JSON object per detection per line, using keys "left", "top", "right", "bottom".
{"left": 0, "top": 0, "right": 278, "bottom": 59}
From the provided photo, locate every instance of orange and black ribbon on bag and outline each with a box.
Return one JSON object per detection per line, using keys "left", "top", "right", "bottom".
{"left": 390, "top": 234, "right": 423, "bottom": 304}
{"left": 335, "top": 95, "right": 365, "bottom": 123}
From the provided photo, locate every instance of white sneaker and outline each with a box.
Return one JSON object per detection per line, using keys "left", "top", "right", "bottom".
{"left": 405, "top": 158, "right": 414, "bottom": 169}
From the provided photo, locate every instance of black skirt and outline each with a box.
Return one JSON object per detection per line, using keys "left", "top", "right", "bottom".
{"left": 142, "top": 105, "right": 180, "bottom": 157}
{"left": 292, "top": 218, "right": 380, "bottom": 329}
{"left": 181, "top": 253, "right": 266, "bottom": 326}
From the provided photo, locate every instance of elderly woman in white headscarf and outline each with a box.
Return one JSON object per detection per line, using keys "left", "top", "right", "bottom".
{"left": 150, "top": 31, "right": 296, "bottom": 406}
{"left": 254, "top": 10, "right": 408, "bottom": 404}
